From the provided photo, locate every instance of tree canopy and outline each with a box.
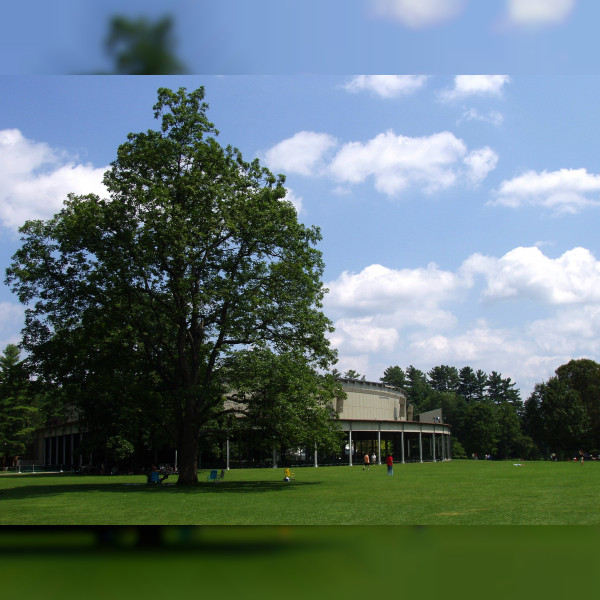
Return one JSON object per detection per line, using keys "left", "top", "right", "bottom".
{"left": 6, "top": 87, "right": 338, "bottom": 484}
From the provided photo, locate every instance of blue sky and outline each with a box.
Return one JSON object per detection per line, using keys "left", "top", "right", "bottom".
{"left": 1, "top": 0, "right": 600, "bottom": 398}
{"left": 1, "top": 0, "right": 599, "bottom": 74}
{"left": 3, "top": 74, "right": 600, "bottom": 399}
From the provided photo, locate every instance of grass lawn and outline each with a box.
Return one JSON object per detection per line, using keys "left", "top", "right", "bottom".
{"left": 1, "top": 459, "right": 598, "bottom": 525}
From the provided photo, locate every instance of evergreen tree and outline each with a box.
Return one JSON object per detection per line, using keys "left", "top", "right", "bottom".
{"left": 404, "top": 366, "right": 433, "bottom": 413}
{"left": 428, "top": 365, "right": 460, "bottom": 393}
{"left": 0, "top": 344, "right": 38, "bottom": 467}
{"left": 458, "top": 366, "right": 487, "bottom": 403}
{"left": 380, "top": 365, "right": 407, "bottom": 389}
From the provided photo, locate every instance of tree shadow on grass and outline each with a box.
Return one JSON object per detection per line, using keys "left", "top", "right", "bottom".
{"left": 0, "top": 478, "right": 321, "bottom": 501}
{"left": 0, "top": 524, "right": 346, "bottom": 556}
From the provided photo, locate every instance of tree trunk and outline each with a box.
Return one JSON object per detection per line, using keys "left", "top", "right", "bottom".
{"left": 176, "top": 422, "right": 199, "bottom": 485}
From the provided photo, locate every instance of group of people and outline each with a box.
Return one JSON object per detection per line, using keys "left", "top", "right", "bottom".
{"left": 363, "top": 453, "right": 395, "bottom": 476}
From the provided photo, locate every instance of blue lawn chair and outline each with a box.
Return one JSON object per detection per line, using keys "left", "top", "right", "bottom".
{"left": 147, "top": 471, "right": 162, "bottom": 486}
{"left": 207, "top": 470, "right": 218, "bottom": 481}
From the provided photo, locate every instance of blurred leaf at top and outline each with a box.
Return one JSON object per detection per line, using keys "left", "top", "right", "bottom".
{"left": 105, "top": 15, "right": 186, "bottom": 74}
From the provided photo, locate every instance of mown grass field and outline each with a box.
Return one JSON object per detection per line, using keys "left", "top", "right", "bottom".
{"left": 1, "top": 459, "right": 598, "bottom": 525}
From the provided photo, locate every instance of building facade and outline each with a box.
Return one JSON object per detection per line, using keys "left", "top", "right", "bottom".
{"left": 26, "top": 378, "right": 451, "bottom": 471}
{"left": 334, "top": 378, "right": 452, "bottom": 465}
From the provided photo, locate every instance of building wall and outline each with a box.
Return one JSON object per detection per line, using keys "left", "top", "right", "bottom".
{"left": 336, "top": 379, "right": 407, "bottom": 421}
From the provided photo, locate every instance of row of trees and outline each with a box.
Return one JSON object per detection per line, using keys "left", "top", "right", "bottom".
{"left": 376, "top": 365, "right": 529, "bottom": 459}
{"left": 372, "top": 360, "right": 600, "bottom": 460}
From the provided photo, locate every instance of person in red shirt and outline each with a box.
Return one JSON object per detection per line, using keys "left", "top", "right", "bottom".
{"left": 386, "top": 455, "right": 393, "bottom": 476}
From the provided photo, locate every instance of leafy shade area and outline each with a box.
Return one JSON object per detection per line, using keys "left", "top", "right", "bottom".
{"left": 1, "top": 461, "right": 600, "bottom": 525}
{"left": 377, "top": 361, "right": 600, "bottom": 461}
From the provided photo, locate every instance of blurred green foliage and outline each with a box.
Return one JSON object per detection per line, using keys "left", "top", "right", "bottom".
{"left": 105, "top": 15, "right": 186, "bottom": 74}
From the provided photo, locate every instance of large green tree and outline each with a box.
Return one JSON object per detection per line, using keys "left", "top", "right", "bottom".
{"left": 461, "top": 402, "right": 501, "bottom": 457}
{"left": 6, "top": 87, "right": 336, "bottom": 485}
{"left": 530, "top": 377, "right": 589, "bottom": 459}
{"left": 555, "top": 359, "right": 600, "bottom": 451}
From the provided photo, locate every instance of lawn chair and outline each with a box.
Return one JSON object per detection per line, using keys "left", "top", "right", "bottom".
{"left": 207, "top": 469, "right": 218, "bottom": 482}
{"left": 284, "top": 468, "right": 295, "bottom": 480}
{"left": 218, "top": 469, "right": 225, "bottom": 482}
{"left": 147, "top": 471, "right": 162, "bottom": 486}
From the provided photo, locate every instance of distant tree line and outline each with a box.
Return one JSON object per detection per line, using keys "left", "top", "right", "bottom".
{"left": 372, "top": 360, "right": 600, "bottom": 460}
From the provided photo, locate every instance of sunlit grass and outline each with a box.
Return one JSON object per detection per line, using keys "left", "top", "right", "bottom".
{"left": 1, "top": 460, "right": 598, "bottom": 525}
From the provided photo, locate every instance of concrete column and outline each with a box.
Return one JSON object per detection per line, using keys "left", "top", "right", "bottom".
{"left": 377, "top": 429, "right": 381, "bottom": 464}
{"left": 432, "top": 427, "right": 436, "bottom": 462}
{"left": 419, "top": 431, "right": 423, "bottom": 463}
{"left": 272, "top": 447, "right": 277, "bottom": 468}
{"left": 401, "top": 430, "right": 405, "bottom": 464}
{"left": 226, "top": 438, "right": 230, "bottom": 470}
{"left": 348, "top": 429, "right": 353, "bottom": 466}
{"left": 314, "top": 442, "right": 318, "bottom": 467}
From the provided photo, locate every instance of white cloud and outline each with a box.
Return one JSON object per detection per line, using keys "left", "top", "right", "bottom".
{"left": 528, "top": 306, "right": 600, "bottom": 355}
{"left": 410, "top": 320, "right": 531, "bottom": 364}
{"left": 370, "top": 0, "right": 466, "bottom": 28}
{"left": 330, "top": 317, "right": 399, "bottom": 354}
{"left": 0, "top": 129, "right": 108, "bottom": 230}
{"left": 328, "top": 130, "right": 496, "bottom": 195}
{"left": 459, "top": 108, "right": 505, "bottom": 127}
{"left": 462, "top": 246, "right": 600, "bottom": 305}
{"left": 325, "top": 263, "right": 465, "bottom": 359}
{"left": 507, "top": 0, "right": 576, "bottom": 25}
{"left": 491, "top": 168, "right": 600, "bottom": 214}
{"left": 343, "top": 75, "right": 428, "bottom": 98}
{"left": 265, "top": 129, "right": 497, "bottom": 197}
{"left": 464, "top": 147, "right": 499, "bottom": 185}
{"left": 325, "top": 263, "right": 467, "bottom": 316}
{"left": 324, "top": 246, "right": 600, "bottom": 395}
{"left": 440, "top": 75, "right": 511, "bottom": 101}
{"left": 262, "top": 131, "right": 338, "bottom": 177}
